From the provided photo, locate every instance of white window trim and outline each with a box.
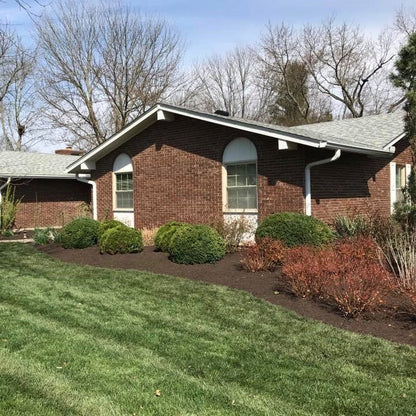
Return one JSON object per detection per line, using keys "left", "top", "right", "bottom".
{"left": 113, "top": 154, "right": 134, "bottom": 212}
{"left": 390, "top": 162, "right": 412, "bottom": 213}
{"left": 222, "top": 160, "right": 258, "bottom": 213}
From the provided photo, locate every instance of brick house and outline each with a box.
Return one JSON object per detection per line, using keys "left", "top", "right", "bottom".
{"left": 0, "top": 103, "right": 412, "bottom": 230}
{"left": 0, "top": 151, "right": 91, "bottom": 229}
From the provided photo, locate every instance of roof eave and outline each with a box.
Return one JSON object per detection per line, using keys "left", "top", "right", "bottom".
{"left": 326, "top": 142, "right": 393, "bottom": 157}
{"left": 66, "top": 103, "right": 328, "bottom": 173}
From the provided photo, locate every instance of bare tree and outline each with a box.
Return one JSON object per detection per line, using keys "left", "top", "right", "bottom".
{"left": 36, "top": 0, "right": 183, "bottom": 149}
{"left": 395, "top": 6, "right": 416, "bottom": 37}
{"left": 0, "top": 24, "right": 25, "bottom": 104}
{"left": 259, "top": 19, "right": 398, "bottom": 121}
{"left": 184, "top": 46, "right": 269, "bottom": 120}
{"left": 0, "top": 48, "right": 45, "bottom": 151}
{"left": 302, "top": 19, "right": 395, "bottom": 118}
{"left": 258, "top": 23, "right": 332, "bottom": 125}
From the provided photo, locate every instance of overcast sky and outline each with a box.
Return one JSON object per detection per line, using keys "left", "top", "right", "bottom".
{"left": 2, "top": 0, "right": 416, "bottom": 65}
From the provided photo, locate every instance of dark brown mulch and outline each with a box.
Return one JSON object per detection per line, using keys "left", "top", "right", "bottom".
{"left": 37, "top": 244, "right": 416, "bottom": 347}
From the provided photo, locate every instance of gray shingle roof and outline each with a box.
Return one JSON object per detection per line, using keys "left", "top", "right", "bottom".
{"left": 158, "top": 103, "right": 406, "bottom": 153}
{"left": 289, "top": 110, "right": 405, "bottom": 151}
{"left": 0, "top": 151, "right": 79, "bottom": 178}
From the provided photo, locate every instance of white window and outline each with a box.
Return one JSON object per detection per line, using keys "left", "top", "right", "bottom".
{"left": 223, "top": 138, "right": 257, "bottom": 211}
{"left": 113, "top": 154, "right": 133, "bottom": 210}
{"left": 390, "top": 162, "right": 412, "bottom": 212}
{"left": 395, "top": 164, "right": 407, "bottom": 202}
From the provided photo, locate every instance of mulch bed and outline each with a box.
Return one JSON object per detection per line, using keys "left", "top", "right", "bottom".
{"left": 37, "top": 244, "right": 416, "bottom": 347}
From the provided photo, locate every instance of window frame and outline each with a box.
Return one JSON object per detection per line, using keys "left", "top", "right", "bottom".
{"left": 113, "top": 154, "right": 134, "bottom": 212}
{"left": 223, "top": 162, "right": 258, "bottom": 212}
{"left": 114, "top": 172, "right": 134, "bottom": 210}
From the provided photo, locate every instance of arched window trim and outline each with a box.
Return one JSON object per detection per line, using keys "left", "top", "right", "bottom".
{"left": 222, "top": 138, "right": 258, "bottom": 213}
{"left": 113, "top": 153, "right": 134, "bottom": 211}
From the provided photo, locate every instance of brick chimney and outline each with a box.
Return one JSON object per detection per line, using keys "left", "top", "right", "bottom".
{"left": 55, "top": 146, "right": 85, "bottom": 156}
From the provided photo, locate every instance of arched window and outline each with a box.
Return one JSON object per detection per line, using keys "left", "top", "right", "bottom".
{"left": 113, "top": 153, "right": 133, "bottom": 209}
{"left": 223, "top": 138, "right": 257, "bottom": 211}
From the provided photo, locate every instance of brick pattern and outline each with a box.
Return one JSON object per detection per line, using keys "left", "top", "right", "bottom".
{"left": 92, "top": 115, "right": 412, "bottom": 227}
{"left": 93, "top": 116, "right": 305, "bottom": 228}
{"left": 3, "top": 179, "right": 91, "bottom": 229}
{"left": 310, "top": 140, "right": 412, "bottom": 222}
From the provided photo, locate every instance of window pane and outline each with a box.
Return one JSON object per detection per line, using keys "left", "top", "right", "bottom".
{"left": 226, "top": 163, "right": 257, "bottom": 210}
{"left": 116, "top": 173, "right": 133, "bottom": 191}
{"left": 116, "top": 191, "right": 133, "bottom": 209}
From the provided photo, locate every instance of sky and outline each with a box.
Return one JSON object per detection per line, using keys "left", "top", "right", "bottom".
{"left": 1, "top": 0, "right": 415, "bottom": 152}
{"left": 2, "top": 0, "right": 416, "bottom": 65}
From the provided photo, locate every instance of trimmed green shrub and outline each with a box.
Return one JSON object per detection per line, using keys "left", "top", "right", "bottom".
{"left": 60, "top": 218, "right": 99, "bottom": 249}
{"left": 99, "top": 226, "right": 143, "bottom": 254}
{"left": 169, "top": 225, "right": 226, "bottom": 264}
{"left": 256, "top": 212, "right": 334, "bottom": 247}
{"left": 154, "top": 221, "right": 189, "bottom": 252}
{"left": 97, "top": 219, "right": 127, "bottom": 243}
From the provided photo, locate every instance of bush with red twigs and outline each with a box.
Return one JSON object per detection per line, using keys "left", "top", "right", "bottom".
{"left": 282, "top": 237, "right": 397, "bottom": 317}
{"left": 241, "top": 237, "right": 285, "bottom": 272}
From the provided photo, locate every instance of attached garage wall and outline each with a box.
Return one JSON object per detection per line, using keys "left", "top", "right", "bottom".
{"left": 2, "top": 179, "right": 92, "bottom": 229}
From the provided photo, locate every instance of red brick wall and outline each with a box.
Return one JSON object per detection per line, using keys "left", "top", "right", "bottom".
{"left": 310, "top": 139, "right": 412, "bottom": 222}
{"left": 1, "top": 179, "right": 91, "bottom": 229}
{"left": 92, "top": 115, "right": 411, "bottom": 227}
{"left": 92, "top": 116, "right": 305, "bottom": 228}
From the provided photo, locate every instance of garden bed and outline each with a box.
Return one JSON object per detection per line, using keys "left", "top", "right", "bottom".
{"left": 0, "top": 229, "right": 34, "bottom": 241}
{"left": 37, "top": 243, "right": 416, "bottom": 347}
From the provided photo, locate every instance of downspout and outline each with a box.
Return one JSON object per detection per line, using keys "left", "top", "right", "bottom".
{"left": 305, "top": 149, "right": 341, "bottom": 216}
{"left": 0, "top": 177, "right": 12, "bottom": 205}
{"left": 76, "top": 175, "right": 97, "bottom": 220}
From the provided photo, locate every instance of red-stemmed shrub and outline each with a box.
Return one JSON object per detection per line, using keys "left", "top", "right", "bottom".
{"left": 241, "top": 237, "right": 285, "bottom": 272}
{"left": 282, "top": 237, "right": 396, "bottom": 317}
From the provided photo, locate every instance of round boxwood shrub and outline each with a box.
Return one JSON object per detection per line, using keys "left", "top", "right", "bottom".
{"left": 255, "top": 212, "right": 334, "bottom": 247}
{"left": 154, "top": 221, "right": 189, "bottom": 252}
{"left": 169, "top": 225, "right": 226, "bottom": 264}
{"left": 60, "top": 218, "right": 99, "bottom": 249}
{"left": 99, "top": 225, "right": 143, "bottom": 254}
{"left": 97, "top": 219, "right": 127, "bottom": 243}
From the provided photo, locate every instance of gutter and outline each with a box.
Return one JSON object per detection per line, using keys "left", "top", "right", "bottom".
{"left": 0, "top": 177, "right": 12, "bottom": 205}
{"left": 76, "top": 175, "right": 97, "bottom": 220}
{"left": 305, "top": 150, "right": 341, "bottom": 216}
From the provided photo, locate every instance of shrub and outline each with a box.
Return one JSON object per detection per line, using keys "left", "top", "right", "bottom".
{"left": 256, "top": 212, "right": 334, "bottom": 247}
{"left": 333, "top": 214, "right": 372, "bottom": 239}
{"left": 212, "top": 216, "right": 254, "bottom": 252}
{"left": 33, "top": 227, "right": 59, "bottom": 245}
{"left": 97, "top": 219, "right": 127, "bottom": 243}
{"left": 282, "top": 237, "right": 395, "bottom": 317}
{"left": 154, "top": 221, "right": 189, "bottom": 252}
{"left": 141, "top": 227, "right": 159, "bottom": 246}
{"left": 99, "top": 226, "right": 143, "bottom": 254}
{"left": 60, "top": 218, "right": 99, "bottom": 249}
{"left": 0, "top": 185, "right": 21, "bottom": 234}
{"left": 378, "top": 229, "right": 416, "bottom": 292}
{"left": 241, "top": 238, "right": 286, "bottom": 272}
{"left": 169, "top": 225, "right": 226, "bottom": 264}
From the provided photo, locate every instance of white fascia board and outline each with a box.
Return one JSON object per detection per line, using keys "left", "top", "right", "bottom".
{"left": 66, "top": 105, "right": 160, "bottom": 173}
{"left": 326, "top": 142, "right": 393, "bottom": 157}
{"left": 161, "top": 105, "right": 328, "bottom": 148}
{"left": 383, "top": 133, "right": 406, "bottom": 150}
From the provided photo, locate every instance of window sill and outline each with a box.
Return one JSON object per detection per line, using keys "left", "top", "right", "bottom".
{"left": 223, "top": 210, "right": 258, "bottom": 214}
{"left": 113, "top": 208, "right": 134, "bottom": 212}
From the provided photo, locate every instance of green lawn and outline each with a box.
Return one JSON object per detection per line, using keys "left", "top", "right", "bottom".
{"left": 1, "top": 244, "right": 416, "bottom": 415}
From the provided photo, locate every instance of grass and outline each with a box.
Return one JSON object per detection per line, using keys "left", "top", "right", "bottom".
{"left": 0, "top": 244, "right": 416, "bottom": 415}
